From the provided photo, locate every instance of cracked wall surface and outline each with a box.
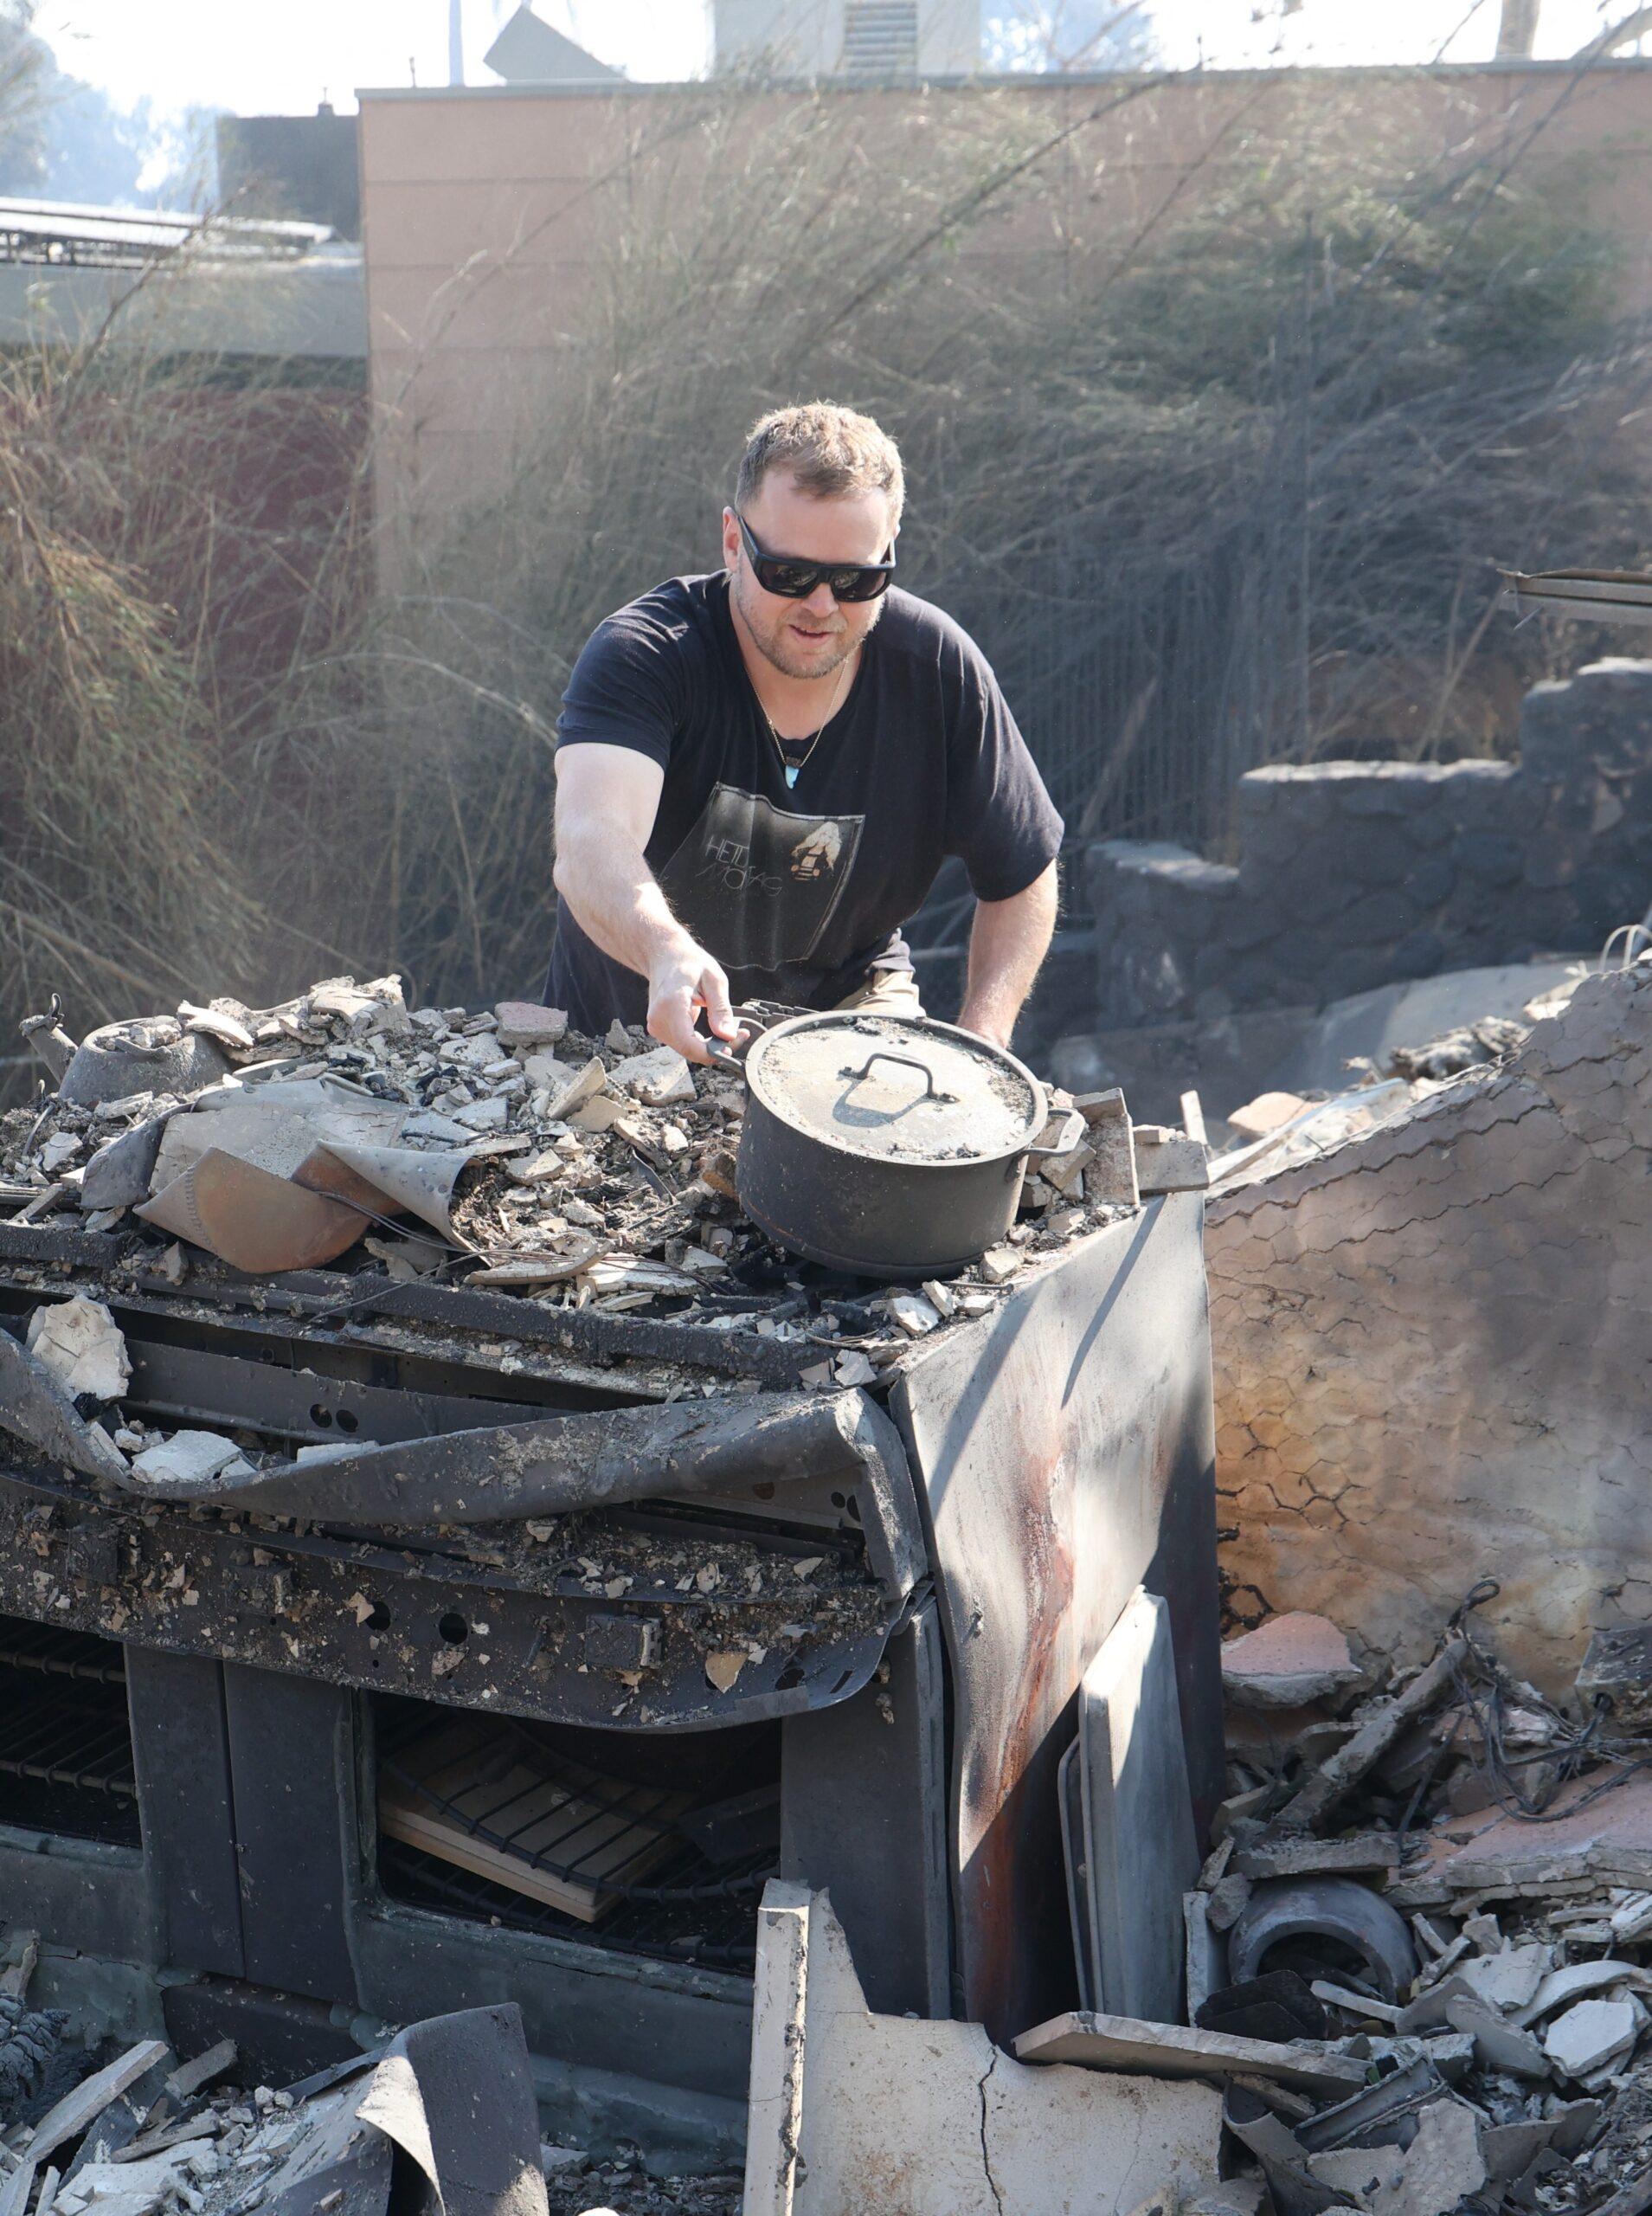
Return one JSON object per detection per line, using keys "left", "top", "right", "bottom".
{"left": 1206, "top": 963, "right": 1652, "bottom": 1697}
{"left": 769, "top": 1886, "right": 1220, "bottom": 2216}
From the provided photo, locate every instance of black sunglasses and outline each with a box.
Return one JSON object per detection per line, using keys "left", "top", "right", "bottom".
{"left": 734, "top": 508, "right": 897, "bottom": 603}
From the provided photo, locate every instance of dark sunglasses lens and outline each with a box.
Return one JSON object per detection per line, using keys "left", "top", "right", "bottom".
{"left": 832, "top": 569, "right": 891, "bottom": 602}
{"left": 757, "top": 559, "right": 818, "bottom": 598}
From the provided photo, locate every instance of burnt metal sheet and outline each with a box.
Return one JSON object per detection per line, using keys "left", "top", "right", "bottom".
{"left": 0, "top": 1471, "right": 906, "bottom": 1732}
{"left": 0, "top": 1226, "right": 810, "bottom": 1388}
{"left": 109, "top": 1386, "right": 916, "bottom": 1556}
{"left": 223, "top": 1665, "right": 360, "bottom": 2005}
{"left": 124, "top": 1337, "right": 533, "bottom": 1444}
{"left": 780, "top": 1601, "right": 952, "bottom": 2019}
{"left": 4, "top": 1283, "right": 683, "bottom": 1417}
{"left": 120, "top": 1334, "right": 867, "bottom": 1536}
{"left": 125, "top": 1646, "right": 246, "bottom": 1979}
{"left": 137, "top": 1149, "right": 365, "bottom": 1272}
{"left": 162, "top": 1979, "right": 365, "bottom": 2087}
{"left": 890, "top": 1194, "right": 1221, "bottom": 2045}
{"left": 0, "top": 1225, "right": 125, "bottom": 1272}
{"left": 362, "top": 2007, "right": 548, "bottom": 2216}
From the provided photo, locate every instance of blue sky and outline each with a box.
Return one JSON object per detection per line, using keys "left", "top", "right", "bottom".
{"left": 32, "top": 0, "right": 1641, "bottom": 120}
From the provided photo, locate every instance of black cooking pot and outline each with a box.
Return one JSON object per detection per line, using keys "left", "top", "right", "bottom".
{"left": 716, "top": 1008, "right": 1082, "bottom": 1281}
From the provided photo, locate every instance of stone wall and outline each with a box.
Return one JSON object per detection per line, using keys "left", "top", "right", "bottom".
{"left": 1086, "top": 660, "right": 1652, "bottom": 1028}
{"left": 1205, "top": 962, "right": 1652, "bottom": 1698}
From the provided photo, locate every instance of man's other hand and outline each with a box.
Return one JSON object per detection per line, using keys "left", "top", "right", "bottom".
{"left": 647, "top": 942, "right": 743, "bottom": 1066}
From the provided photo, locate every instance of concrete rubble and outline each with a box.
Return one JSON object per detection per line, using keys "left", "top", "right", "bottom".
{"left": 1129, "top": 1594, "right": 1652, "bottom": 2216}
{"left": 746, "top": 1886, "right": 1224, "bottom": 2216}
{"left": 732, "top": 1588, "right": 1652, "bottom": 2213}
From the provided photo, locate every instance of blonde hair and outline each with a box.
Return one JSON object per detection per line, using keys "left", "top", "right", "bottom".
{"left": 735, "top": 402, "right": 905, "bottom": 526}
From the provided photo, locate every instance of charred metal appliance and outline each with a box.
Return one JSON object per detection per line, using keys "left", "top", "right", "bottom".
{"left": 0, "top": 1196, "right": 1218, "bottom": 2155}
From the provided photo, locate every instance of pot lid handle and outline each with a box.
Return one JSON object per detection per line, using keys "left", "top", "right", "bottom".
{"left": 839, "top": 1048, "right": 958, "bottom": 1108}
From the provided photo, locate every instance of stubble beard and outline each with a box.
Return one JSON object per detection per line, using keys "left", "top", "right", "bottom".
{"left": 731, "top": 566, "right": 883, "bottom": 683}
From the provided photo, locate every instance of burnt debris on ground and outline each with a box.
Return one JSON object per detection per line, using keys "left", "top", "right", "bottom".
{"left": 0, "top": 1994, "right": 652, "bottom": 2216}
{"left": 2, "top": 976, "right": 1154, "bottom": 1385}
{"left": 1173, "top": 1595, "right": 1652, "bottom": 2216}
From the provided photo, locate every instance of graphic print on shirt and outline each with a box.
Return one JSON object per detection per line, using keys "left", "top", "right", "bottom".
{"left": 657, "top": 783, "right": 865, "bottom": 972}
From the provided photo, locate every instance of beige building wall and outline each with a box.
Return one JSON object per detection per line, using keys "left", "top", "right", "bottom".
{"left": 358, "top": 64, "right": 1652, "bottom": 548}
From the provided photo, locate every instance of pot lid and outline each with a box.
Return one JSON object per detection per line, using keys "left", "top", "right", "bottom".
{"left": 745, "top": 1014, "right": 1044, "bottom": 1165}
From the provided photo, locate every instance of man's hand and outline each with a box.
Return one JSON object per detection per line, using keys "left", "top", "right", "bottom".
{"left": 647, "top": 940, "right": 743, "bottom": 1066}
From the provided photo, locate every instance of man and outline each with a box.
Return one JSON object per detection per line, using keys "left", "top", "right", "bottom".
{"left": 549, "top": 402, "right": 1062, "bottom": 1064}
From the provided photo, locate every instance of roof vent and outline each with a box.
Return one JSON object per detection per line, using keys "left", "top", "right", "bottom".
{"left": 841, "top": 0, "right": 919, "bottom": 78}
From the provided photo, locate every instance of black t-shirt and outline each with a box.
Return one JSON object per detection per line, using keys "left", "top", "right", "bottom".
{"left": 545, "top": 571, "right": 1063, "bottom": 1032}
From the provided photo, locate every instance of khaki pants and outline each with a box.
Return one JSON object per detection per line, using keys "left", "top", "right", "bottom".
{"left": 836, "top": 969, "right": 924, "bottom": 1018}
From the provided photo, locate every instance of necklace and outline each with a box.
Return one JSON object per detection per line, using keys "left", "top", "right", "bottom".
{"left": 758, "top": 657, "right": 852, "bottom": 791}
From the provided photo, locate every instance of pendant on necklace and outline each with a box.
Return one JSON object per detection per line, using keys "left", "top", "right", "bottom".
{"left": 784, "top": 764, "right": 800, "bottom": 790}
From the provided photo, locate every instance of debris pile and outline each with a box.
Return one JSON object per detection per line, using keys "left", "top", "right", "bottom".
{"left": 1209, "top": 967, "right": 1590, "bottom": 1189}
{"left": 0, "top": 1993, "right": 584, "bottom": 2216}
{"left": 2, "top": 979, "right": 1148, "bottom": 1341}
{"left": 540, "top": 2146, "right": 738, "bottom": 2216}
{"left": 1175, "top": 1600, "right": 1652, "bottom": 2216}
{"left": 0, "top": 1957, "right": 738, "bottom": 2216}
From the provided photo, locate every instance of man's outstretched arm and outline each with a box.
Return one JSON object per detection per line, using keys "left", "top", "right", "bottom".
{"left": 552, "top": 744, "right": 740, "bottom": 1065}
{"left": 956, "top": 860, "right": 1059, "bottom": 1050}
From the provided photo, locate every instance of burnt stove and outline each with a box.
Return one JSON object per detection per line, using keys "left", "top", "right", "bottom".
{"left": 0, "top": 1195, "right": 1220, "bottom": 2161}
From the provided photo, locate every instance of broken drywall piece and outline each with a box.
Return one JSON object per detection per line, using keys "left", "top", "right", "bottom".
{"left": 129, "top": 1430, "right": 254, "bottom": 1490}
{"left": 1306, "top": 2142, "right": 1405, "bottom": 2204}
{"left": 750, "top": 1883, "right": 1222, "bottom": 2216}
{"left": 1518, "top": 1959, "right": 1652, "bottom": 2026}
{"left": 544, "top": 1058, "right": 608, "bottom": 1123}
{"left": 495, "top": 1001, "right": 567, "bottom": 1051}
{"left": 1399, "top": 1768, "right": 1652, "bottom": 1899}
{"left": 608, "top": 1046, "right": 695, "bottom": 1105}
{"left": 1221, "top": 1614, "right": 1364, "bottom": 1711}
{"left": 1372, "top": 2098, "right": 1485, "bottom": 2216}
{"left": 1012, "top": 2011, "right": 1366, "bottom": 2096}
{"left": 1134, "top": 1127, "right": 1209, "bottom": 1194}
{"left": 1543, "top": 1997, "right": 1639, "bottom": 2079}
{"left": 1441, "top": 1996, "right": 1550, "bottom": 2081}
{"left": 1455, "top": 1944, "right": 1551, "bottom": 2014}
{"left": 25, "top": 1298, "right": 130, "bottom": 1401}
{"left": 1076, "top": 1090, "right": 1138, "bottom": 1208}
{"left": 1226, "top": 1092, "right": 1308, "bottom": 1142}
{"left": 1236, "top": 1834, "right": 1398, "bottom": 1882}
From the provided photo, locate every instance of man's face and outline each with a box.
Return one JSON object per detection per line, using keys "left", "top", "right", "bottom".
{"left": 723, "top": 474, "right": 896, "bottom": 683}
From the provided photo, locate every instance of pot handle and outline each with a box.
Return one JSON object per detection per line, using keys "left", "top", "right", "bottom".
{"left": 701, "top": 1002, "right": 780, "bottom": 1073}
{"left": 1024, "top": 1108, "right": 1086, "bottom": 1161}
